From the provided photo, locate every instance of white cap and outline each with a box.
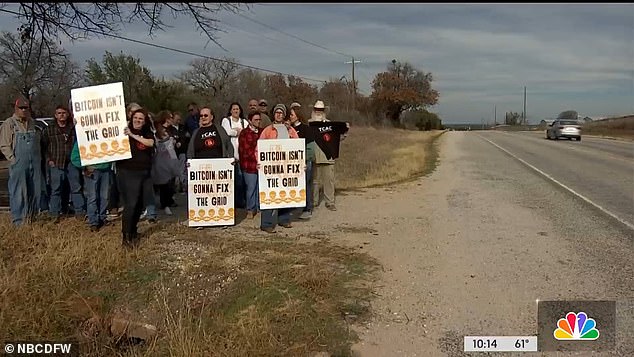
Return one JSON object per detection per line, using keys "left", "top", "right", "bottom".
{"left": 313, "top": 100, "right": 325, "bottom": 109}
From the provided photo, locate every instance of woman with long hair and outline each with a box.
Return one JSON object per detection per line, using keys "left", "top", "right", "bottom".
{"left": 221, "top": 102, "right": 249, "bottom": 209}
{"left": 151, "top": 110, "right": 180, "bottom": 215}
{"left": 116, "top": 108, "right": 155, "bottom": 248}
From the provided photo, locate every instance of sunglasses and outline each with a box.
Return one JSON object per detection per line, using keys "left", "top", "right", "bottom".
{"left": 259, "top": 103, "right": 268, "bottom": 107}
{"left": 200, "top": 114, "right": 211, "bottom": 118}
{"left": 18, "top": 106, "right": 29, "bottom": 110}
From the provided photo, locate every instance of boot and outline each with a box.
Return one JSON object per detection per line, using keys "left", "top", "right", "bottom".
{"left": 130, "top": 231, "right": 141, "bottom": 247}
{"left": 122, "top": 233, "right": 134, "bottom": 249}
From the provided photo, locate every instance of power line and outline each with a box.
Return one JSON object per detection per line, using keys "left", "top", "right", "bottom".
{"left": 0, "top": 8, "right": 327, "bottom": 84}
{"left": 234, "top": 11, "right": 353, "bottom": 59}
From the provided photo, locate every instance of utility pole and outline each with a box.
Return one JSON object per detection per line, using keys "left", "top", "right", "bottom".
{"left": 494, "top": 105, "right": 497, "bottom": 126}
{"left": 523, "top": 86, "right": 527, "bottom": 125}
{"left": 345, "top": 57, "right": 362, "bottom": 111}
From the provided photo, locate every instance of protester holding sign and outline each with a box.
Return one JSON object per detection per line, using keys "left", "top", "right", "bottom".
{"left": 238, "top": 111, "right": 263, "bottom": 219}
{"left": 308, "top": 100, "right": 349, "bottom": 212}
{"left": 116, "top": 108, "right": 155, "bottom": 249}
{"left": 258, "top": 104, "right": 299, "bottom": 233}
{"left": 186, "top": 107, "right": 233, "bottom": 160}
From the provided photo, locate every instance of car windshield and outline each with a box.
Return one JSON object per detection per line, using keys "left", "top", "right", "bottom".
{"left": 560, "top": 120, "right": 578, "bottom": 125}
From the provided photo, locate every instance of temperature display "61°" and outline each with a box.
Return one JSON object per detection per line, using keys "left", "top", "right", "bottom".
{"left": 464, "top": 336, "right": 538, "bottom": 352}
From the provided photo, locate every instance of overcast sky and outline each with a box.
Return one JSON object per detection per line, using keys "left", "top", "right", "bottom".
{"left": 1, "top": 3, "right": 632, "bottom": 123}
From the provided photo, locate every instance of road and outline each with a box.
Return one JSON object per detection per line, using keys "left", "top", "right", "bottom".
{"left": 287, "top": 131, "right": 633, "bottom": 356}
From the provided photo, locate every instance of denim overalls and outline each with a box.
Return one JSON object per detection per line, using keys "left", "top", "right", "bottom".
{"left": 8, "top": 119, "right": 43, "bottom": 225}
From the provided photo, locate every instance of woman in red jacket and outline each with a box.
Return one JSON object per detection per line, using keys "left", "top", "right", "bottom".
{"left": 238, "top": 111, "right": 263, "bottom": 219}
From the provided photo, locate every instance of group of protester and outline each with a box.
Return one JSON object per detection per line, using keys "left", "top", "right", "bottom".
{"left": 0, "top": 95, "right": 349, "bottom": 249}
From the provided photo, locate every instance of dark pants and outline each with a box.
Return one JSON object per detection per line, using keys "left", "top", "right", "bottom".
{"left": 234, "top": 163, "right": 246, "bottom": 209}
{"left": 117, "top": 169, "right": 149, "bottom": 237}
{"left": 155, "top": 180, "right": 175, "bottom": 209}
{"left": 108, "top": 169, "right": 123, "bottom": 211}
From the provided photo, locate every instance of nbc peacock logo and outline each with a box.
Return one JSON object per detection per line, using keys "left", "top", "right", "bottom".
{"left": 554, "top": 312, "right": 600, "bottom": 340}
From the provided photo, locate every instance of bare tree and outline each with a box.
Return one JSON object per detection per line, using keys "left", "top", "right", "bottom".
{"left": 1, "top": 3, "right": 249, "bottom": 47}
{"left": 0, "top": 31, "right": 80, "bottom": 117}
{"left": 179, "top": 57, "right": 241, "bottom": 106}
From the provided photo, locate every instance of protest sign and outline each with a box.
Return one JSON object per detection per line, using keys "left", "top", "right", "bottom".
{"left": 187, "top": 158, "right": 235, "bottom": 227}
{"left": 71, "top": 82, "right": 130, "bottom": 166}
{"left": 257, "top": 138, "right": 306, "bottom": 210}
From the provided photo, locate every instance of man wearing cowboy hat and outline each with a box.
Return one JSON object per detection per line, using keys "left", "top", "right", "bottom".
{"left": 308, "top": 100, "right": 349, "bottom": 211}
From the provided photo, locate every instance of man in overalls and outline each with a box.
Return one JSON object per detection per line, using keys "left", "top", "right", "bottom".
{"left": 0, "top": 97, "right": 43, "bottom": 225}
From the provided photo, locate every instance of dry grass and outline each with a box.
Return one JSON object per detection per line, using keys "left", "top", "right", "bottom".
{"left": 0, "top": 215, "right": 379, "bottom": 356}
{"left": 336, "top": 127, "right": 445, "bottom": 189}
{"left": 0, "top": 126, "right": 442, "bottom": 356}
{"left": 582, "top": 116, "right": 634, "bottom": 140}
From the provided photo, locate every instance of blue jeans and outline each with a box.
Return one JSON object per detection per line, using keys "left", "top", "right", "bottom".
{"left": 243, "top": 172, "right": 259, "bottom": 212}
{"left": 234, "top": 163, "right": 246, "bottom": 209}
{"left": 84, "top": 169, "right": 111, "bottom": 227}
{"left": 49, "top": 164, "right": 85, "bottom": 217}
{"left": 8, "top": 130, "right": 43, "bottom": 225}
{"left": 261, "top": 208, "right": 292, "bottom": 229}
{"left": 304, "top": 161, "right": 314, "bottom": 212}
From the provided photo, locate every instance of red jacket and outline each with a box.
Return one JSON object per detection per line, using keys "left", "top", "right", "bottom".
{"left": 238, "top": 126, "right": 260, "bottom": 174}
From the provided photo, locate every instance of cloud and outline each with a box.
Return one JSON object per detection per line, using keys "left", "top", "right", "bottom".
{"left": 0, "top": 3, "right": 631, "bottom": 122}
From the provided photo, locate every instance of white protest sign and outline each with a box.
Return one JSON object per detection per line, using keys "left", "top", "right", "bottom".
{"left": 71, "top": 82, "right": 130, "bottom": 165}
{"left": 257, "top": 138, "right": 306, "bottom": 210}
{"left": 187, "top": 158, "right": 235, "bottom": 227}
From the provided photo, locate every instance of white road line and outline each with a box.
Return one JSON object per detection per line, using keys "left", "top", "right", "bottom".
{"left": 478, "top": 134, "right": 634, "bottom": 232}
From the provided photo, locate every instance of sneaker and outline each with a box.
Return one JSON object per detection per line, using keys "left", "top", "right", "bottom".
{"left": 298, "top": 211, "right": 312, "bottom": 220}
{"left": 326, "top": 204, "right": 337, "bottom": 211}
{"left": 164, "top": 207, "right": 173, "bottom": 216}
{"left": 140, "top": 209, "right": 148, "bottom": 220}
{"left": 261, "top": 227, "right": 276, "bottom": 234}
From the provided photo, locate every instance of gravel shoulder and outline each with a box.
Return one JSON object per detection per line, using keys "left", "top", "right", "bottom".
{"left": 300, "top": 131, "right": 633, "bottom": 356}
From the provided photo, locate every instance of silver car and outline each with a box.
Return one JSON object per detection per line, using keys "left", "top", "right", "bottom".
{"left": 546, "top": 119, "right": 581, "bottom": 141}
